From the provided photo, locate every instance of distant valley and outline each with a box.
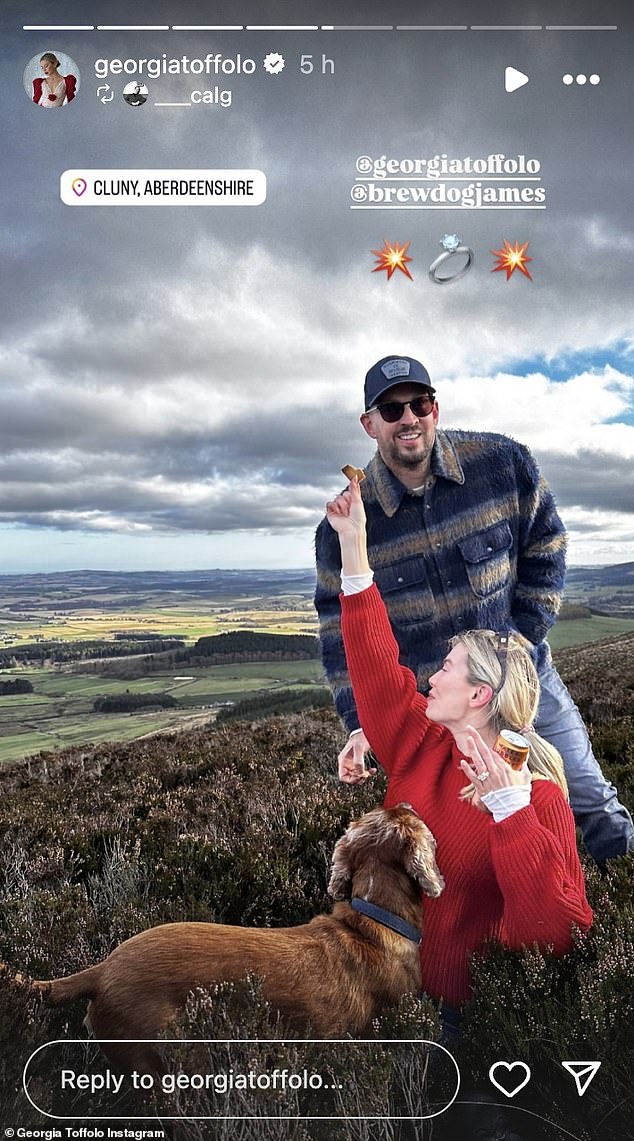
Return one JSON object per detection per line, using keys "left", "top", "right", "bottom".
{"left": 0, "top": 564, "right": 633, "bottom": 767}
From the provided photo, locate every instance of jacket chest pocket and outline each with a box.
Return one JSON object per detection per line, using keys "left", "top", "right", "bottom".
{"left": 373, "top": 555, "right": 435, "bottom": 620}
{"left": 457, "top": 521, "right": 513, "bottom": 598}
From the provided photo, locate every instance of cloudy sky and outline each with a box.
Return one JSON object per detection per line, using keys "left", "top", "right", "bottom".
{"left": 2, "top": 0, "right": 632, "bottom": 571}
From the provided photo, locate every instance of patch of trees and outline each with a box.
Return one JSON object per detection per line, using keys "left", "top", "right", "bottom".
{"left": 0, "top": 678, "right": 34, "bottom": 695}
{"left": 93, "top": 692, "right": 179, "bottom": 713}
{"left": 0, "top": 638, "right": 185, "bottom": 667}
{"left": 558, "top": 603, "right": 593, "bottom": 620}
{"left": 92, "top": 630, "right": 321, "bottom": 678}
{"left": 179, "top": 630, "right": 320, "bottom": 665}
{"left": 114, "top": 633, "right": 184, "bottom": 642}
{"left": 589, "top": 607, "right": 634, "bottom": 619}
{"left": 215, "top": 687, "right": 332, "bottom": 723}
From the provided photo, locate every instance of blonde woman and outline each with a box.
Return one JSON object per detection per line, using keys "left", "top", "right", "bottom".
{"left": 326, "top": 477, "right": 592, "bottom": 1021}
{"left": 33, "top": 53, "right": 76, "bottom": 107}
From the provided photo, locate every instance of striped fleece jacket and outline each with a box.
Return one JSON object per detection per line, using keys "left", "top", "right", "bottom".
{"left": 315, "top": 430, "right": 567, "bottom": 733}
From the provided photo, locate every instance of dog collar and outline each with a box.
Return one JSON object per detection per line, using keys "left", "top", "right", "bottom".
{"left": 350, "top": 898, "right": 421, "bottom": 945}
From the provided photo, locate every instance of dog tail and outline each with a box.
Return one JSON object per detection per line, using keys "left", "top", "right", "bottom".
{"left": 35, "top": 964, "right": 103, "bottom": 1005}
{"left": 1, "top": 960, "right": 103, "bottom": 1005}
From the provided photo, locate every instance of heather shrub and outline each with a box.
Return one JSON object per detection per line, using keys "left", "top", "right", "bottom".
{"left": 456, "top": 854, "right": 633, "bottom": 1140}
{"left": 0, "top": 638, "right": 632, "bottom": 1139}
{"left": 150, "top": 981, "right": 443, "bottom": 1141}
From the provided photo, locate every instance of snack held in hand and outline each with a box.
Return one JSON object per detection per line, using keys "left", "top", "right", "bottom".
{"left": 341, "top": 464, "right": 366, "bottom": 483}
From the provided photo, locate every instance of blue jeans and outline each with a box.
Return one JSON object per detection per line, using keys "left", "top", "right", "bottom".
{"left": 535, "top": 661, "right": 634, "bottom": 862}
{"left": 440, "top": 1003, "right": 462, "bottom": 1044}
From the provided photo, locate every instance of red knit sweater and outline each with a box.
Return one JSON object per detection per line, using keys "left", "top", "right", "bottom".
{"left": 341, "top": 584, "right": 593, "bottom": 1008}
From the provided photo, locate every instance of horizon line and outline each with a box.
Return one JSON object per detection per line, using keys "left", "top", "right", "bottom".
{"left": 0, "top": 561, "right": 630, "bottom": 578}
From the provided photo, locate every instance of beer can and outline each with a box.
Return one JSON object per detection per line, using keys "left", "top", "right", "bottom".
{"left": 494, "top": 730, "right": 530, "bottom": 771}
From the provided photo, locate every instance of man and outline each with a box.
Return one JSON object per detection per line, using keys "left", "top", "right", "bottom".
{"left": 315, "top": 354, "right": 633, "bottom": 863}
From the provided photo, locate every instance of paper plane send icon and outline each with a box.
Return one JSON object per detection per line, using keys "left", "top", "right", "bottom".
{"left": 505, "top": 66, "right": 529, "bottom": 92}
{"left": 562, "top": 1061, "right": 601, "bottom": 1096}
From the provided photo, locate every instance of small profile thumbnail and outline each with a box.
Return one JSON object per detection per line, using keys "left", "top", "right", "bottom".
{"left": 123, "top": 81, "right": 149, "bottom": 107}
{"left": 25, "top": 51, "right": 80, "bottom": 107}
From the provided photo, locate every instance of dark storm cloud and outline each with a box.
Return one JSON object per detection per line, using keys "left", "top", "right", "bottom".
{"left": 536, "top": 450, "right": 634, "bottom": 515}
{"left": 2, "top": 0, "right": 633, "bottom": 556}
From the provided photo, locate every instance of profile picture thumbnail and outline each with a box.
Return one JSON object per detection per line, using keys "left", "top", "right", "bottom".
{"left": 123, "top": 81, "right": 149, "bottom": 107}
{"left": 24, "top": 50, "right": 80, "bottom": 107}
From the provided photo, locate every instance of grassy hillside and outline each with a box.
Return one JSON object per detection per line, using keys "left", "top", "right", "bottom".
{"left": 548, "top": 615, "right": 634, "bottom": 649}
{"left": 0, "top": 658, "right": 326, "bottom": 765}
{"left": 0, "top": 637, "right": 632, "bottom": 1137}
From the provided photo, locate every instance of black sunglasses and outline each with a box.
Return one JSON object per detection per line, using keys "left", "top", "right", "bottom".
{"left": 369, "top": 393, "right": 436, "bottom": 423}
{"left": 494, "top": 633, "right": 509, "bottom": 693}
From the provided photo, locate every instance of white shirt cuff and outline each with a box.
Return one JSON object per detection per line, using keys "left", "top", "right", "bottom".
{"left": 481, "top": 784, "right": 531, "bottom": 823}
{"left": 341, "top": 571, "right": 374, "bottom": 595}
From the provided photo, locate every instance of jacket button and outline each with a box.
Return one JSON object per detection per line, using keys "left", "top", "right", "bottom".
{"left": 486, "top": 545, "right": 493, "bottom": 552}
{"left": 397, "top": 576, "right": 404, "bottom": 583}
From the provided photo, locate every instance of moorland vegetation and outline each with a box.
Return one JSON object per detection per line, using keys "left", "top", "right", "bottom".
{"left": 0, "top": 634, "right": 632, "bottom": 1138}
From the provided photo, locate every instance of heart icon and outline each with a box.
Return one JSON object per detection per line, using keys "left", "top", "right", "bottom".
{"left": 489, "top": 1061, "right": 531, "bottom": 1098}
{"left": 72, "top": 178, "right": 87, "bottom": 197}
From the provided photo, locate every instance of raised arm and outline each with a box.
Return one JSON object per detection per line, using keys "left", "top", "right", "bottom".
{"left": 326, "top": 481, "right": 439, "bottom": 776}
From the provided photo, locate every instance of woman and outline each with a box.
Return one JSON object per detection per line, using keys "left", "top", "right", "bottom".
{"left": 326, "top": 477, "right": 592, "bottom": 1014}
{"left": 33, "top": 53, "right": 76, "bottom": 107}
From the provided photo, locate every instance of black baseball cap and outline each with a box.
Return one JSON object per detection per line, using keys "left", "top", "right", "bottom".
{"left": 364, "top": 355, "right": 435, "bottom": 411}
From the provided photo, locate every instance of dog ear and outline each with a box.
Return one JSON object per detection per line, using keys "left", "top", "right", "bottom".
{"left": 328, "top": 834, "right": 353, "bottom": 899}
{"left": 404, "top": 822, "right": 445, "bottom": 898}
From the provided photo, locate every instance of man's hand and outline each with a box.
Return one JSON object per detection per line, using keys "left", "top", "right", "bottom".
{"left": 337, "top": 729, "right": 377, "bottom": 784}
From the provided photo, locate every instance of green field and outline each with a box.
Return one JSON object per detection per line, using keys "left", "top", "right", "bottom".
{"left": 548, "top": 614, "right": 634, "bottom": 649}
{"left": 0, "top": 578, "right": 323, "bottom": 767}
{"left": 0, "top": 603, "right": 317, "bottom": 646}
{"left": 2, "top": 577, "right": 633, "bottom": 769}
{"left": 0, "top": 659, "right": 326, "bottom": 766}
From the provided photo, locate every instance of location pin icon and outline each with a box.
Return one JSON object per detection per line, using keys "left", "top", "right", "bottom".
{"left": 72, "top": 177, "right": 87, "bottom": 197}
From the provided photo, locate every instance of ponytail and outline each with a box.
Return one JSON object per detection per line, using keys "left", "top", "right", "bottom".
{"left": 452, "top": 630, "right": 568, "bottom": 798}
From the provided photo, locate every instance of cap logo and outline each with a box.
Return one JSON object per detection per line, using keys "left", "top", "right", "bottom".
{"left": 381, "top": 359, "right": 411, "bottom": 380}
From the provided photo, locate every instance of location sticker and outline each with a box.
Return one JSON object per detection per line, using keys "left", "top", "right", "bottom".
{"left": 72, "top": 177, "right": 87, "bottom": 197}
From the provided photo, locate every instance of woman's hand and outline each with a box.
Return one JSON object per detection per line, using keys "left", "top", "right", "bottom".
{"left": 459, "top": 725, "right": 531, "bottom": 812}
{"left": 326, "top": 477, "right": 371, "bottom": 577}
{"left": 326, "top": 477, "right": 367, "bottom": 537}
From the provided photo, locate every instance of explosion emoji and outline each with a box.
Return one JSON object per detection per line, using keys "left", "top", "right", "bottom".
{"left": 491, "top": 238, "right": 533, "bottom": 280}
{"left": 372, "top": 239, "right": 414, "bottom": 281}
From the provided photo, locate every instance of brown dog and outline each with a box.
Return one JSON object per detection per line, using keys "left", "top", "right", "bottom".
{"left": 23, "top": 804, "right": 443, "bottom": 1072}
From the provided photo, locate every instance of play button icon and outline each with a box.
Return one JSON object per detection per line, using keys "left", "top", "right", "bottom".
{"left": 505, "top": 66, "right": 529, "bottom": 92}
